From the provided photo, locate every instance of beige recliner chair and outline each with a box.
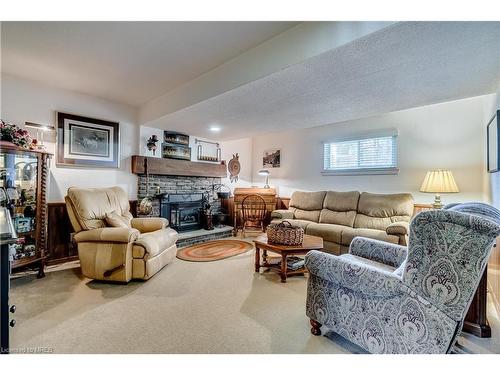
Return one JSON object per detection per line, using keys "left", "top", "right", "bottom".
{"left": 65, "top": 186, "right": 178, "bottom": 282}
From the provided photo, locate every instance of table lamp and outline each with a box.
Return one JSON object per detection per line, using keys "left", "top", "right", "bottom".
{"left": 420, "top": 169, "right": 459, "bottom": 209}
{"left": 258, "top": 169, "right": 270, "bottom": 188}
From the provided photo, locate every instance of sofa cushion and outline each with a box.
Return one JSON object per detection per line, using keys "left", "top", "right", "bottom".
{"left": 289, "top": 191, "right": 326, "bottom": 211}
{"left": 305, "top": 222, "right": 345, "bottom": 244}
{"left": 105, "top": 211, "right": 132, "bottom": 228}
{"left": 354, "top": 192, "right": 413, "bottom": 230}
{"left": 341, "top": 227, "right": 400, "bottom": 246}
{"left": 319, "top": 210, "right": 357, "bottom": 227}
{"left": 292, "top": 208, "right": 321, "bottom": 222}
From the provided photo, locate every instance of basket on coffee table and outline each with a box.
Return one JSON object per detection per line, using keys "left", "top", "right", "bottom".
{"left": 266, "top": 220, "right": 304, "bottom": 246}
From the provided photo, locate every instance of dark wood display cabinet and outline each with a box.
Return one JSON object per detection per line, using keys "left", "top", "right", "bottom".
{"left": 0, "top": 142, "right": 52, "bottom": 278}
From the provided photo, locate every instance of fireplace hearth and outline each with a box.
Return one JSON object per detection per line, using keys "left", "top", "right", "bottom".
{"left": 159, "top": 193, "right": 206, "bottom": 232}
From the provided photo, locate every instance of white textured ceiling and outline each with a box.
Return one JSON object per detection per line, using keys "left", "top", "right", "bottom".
{"left": 1, "top": 21, "right": 297, "bottom": 106}
{"left": 146, "top": 22, "right": 500, "bottom": 140}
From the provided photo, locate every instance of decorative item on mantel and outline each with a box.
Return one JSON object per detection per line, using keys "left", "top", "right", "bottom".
{"left": 195, "top": 138, "right": 221, "bottom": 162}
{"left": 420, "top": 169, "right": 459, "bottom": 209}
{"left": 146, "top": 134, "right": 159, "bottom": 155}
{"left": 228, "top": 153, "right": 241, "bottom": 183}
{"left": 162, "top": 130, "right": 191, "bottom": 160}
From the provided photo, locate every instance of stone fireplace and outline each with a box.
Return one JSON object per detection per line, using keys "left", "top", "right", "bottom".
{"left": 159, "top": 193, "right": 206, "bottom": 232}
{"left": 137, "top": 175, "right": 222, "bottom": 218}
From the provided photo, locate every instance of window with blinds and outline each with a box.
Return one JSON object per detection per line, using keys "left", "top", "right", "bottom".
{"left": 322, "top": 133, "right": 398, "bottom": 175}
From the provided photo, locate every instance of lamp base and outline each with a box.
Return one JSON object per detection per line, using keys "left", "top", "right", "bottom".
{"left": 432, "top": 194, "right": 443, "bottom": 209}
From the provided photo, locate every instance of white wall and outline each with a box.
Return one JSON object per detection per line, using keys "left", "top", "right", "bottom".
{"left": 220, "top": 137, "right": 253, "bottom": 192}
{"left": 1, "top": 74, "right": 139, "bottom": 201}
{"left": 484, "top": 88, "right": 500, "bottom": 208}
{"left": 251, "top": 95, "right": 493, "bottom": 205}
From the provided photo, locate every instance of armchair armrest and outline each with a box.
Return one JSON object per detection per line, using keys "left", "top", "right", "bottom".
{"left": 305, "top": 250, "right": 404, "bottom": 297}
{"left": 349, "top": 237, "right": 407, "bottom": 268}
{"left": 131, "top": 217, "right": 168, "bottom": 233}
{"left": 74, "top": 227, "right": 140, "bottom": 243}
{"left": 271, "top": 209, "right": 295, "bottom": 220}
{"left": 386, "top": 221, "right": 409, "bottom": 236}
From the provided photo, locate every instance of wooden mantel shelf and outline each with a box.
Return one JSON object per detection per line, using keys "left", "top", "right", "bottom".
{"left": 131, "top": 155, "right": 227, "bottom": 178}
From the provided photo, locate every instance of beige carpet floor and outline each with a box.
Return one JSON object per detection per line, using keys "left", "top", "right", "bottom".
{"left": 9, "top": 238, "right": 500, "bottom": 354}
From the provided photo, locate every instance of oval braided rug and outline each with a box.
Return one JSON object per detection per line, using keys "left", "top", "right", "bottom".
{"left": 176, "top": 240, "right": 253, "bottom": 262}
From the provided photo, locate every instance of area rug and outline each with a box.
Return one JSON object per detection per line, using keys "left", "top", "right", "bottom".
{"left": 176, "top": 240, "right": 253, "bottom": 262}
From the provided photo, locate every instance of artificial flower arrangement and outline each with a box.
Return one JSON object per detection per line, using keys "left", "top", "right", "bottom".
{"left": 0, "top": 120, "right": 38, "bottom": 150}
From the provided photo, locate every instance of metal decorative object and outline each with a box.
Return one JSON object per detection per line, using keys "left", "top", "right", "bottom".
{"left": 146, "top": 135, "right": 159, "bottom": 155}
{"left": 228, "top": 153, "right": 241, "bottom": 183}
{"left": 138, "top": 158, "right": 153, "bottom": 215}
{"left": 195, "top": 138, "right": 221, "bottom": 162}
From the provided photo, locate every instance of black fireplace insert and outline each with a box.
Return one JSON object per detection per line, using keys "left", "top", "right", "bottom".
{"left": 159, "top": 193, "right": 206, "bottom": 232}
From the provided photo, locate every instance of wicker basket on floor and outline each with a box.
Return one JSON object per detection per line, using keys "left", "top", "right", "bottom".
{"left": 267, "top": 220, "right": 304, "bottom": 246}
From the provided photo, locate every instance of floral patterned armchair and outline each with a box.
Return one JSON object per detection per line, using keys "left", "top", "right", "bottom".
{"left": 305, "top": 203, "right": 500, "bottom": 354}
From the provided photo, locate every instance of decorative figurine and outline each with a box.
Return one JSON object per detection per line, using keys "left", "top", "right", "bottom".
{"left": 146, "top": 134, "right": 159, "bottom": 155}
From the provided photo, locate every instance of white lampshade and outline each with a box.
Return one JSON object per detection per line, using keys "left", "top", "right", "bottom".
{"left": 420, "top": 169, "right": 459, "bottom": 193}
{"left": 258, "top": 169, "right": 270, "bottom": 176}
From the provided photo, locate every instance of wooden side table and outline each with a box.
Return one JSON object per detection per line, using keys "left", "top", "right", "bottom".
{"left": 253, "top": 234, "right": 323, "bottom": 283}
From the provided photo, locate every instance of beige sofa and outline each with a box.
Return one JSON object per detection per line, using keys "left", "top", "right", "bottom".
{"left": 271, "top": 191, "right": 414, "bottom": 255}
{"left": 65, "top": 186, "right": 178, "bottom": 282}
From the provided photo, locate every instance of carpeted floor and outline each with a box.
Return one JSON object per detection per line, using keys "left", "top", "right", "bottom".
{"left": 9, "top": 237, "right": 500, "bottom": 354}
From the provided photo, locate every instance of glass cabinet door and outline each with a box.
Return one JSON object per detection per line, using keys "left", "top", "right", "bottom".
{"left": 0, "top": 151, "right": 38, "bottom": 261}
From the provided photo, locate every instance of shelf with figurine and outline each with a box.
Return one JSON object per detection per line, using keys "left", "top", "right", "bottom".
{"left": 1, "top": 120, "right": 52, "bottom": 278}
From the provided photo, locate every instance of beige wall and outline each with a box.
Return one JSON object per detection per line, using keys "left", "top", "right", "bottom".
{"left": 1, "top": 74, "right": 140, "bottom": 201}
{"left": 250, "top": 95, "right": 493, "bottom": 205}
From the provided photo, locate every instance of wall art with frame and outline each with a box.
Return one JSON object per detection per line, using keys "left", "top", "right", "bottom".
{"left": 56, "top": 112, "right": 120, "bottom": 168}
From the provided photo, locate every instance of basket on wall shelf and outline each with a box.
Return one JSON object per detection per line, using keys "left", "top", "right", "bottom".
{"left": 267, "top": 220, "right": 304, "bottom": 246}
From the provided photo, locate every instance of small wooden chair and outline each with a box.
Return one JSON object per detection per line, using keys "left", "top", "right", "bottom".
{"left": 241, "top": 194, "right": 267, "bottom": 237}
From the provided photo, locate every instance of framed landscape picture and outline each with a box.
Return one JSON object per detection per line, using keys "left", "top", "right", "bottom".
{"left": 487, "top": 110, "right": 500, "bottom": 173}
{"left": 263, "top": 149, "right": 281, "bottom": 168}
{"left": 56, "top": 112, "right": 120, "bottom": 168}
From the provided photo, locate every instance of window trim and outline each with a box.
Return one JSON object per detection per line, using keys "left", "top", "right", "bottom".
{"left": 322, "top": 129, "right": 399, "bottom": 176}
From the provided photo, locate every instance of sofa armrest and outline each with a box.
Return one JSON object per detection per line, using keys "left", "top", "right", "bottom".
{"left": 131, "top": 217, "right": 168, "bottom": 233}
{"left": 349, "top": 237, "right": 408, "bottom": 268}
{"left": 386, "top": 221, "right": 409, "bottom": 236}
{"left": 271, "top": 209, "right": 295, "bottom": 220}
{"left": 74, "top": 227, "right": 140, "bottom": 243}
{"left": 305, "top": 250, "right": 403, "bottom": 297}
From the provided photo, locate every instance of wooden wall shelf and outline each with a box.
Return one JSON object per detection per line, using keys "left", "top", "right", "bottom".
{"left": 131, "top": 155, "right": 227, "bottom": 178}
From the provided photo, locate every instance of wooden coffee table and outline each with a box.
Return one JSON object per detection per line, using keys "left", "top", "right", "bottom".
{"left": 253, "top": 234, "right": 324, "bottom": 283}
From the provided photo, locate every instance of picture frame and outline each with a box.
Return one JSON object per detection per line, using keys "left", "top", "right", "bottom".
{"left": 56, "top": 112, "right": 120, "bottom": 168}
{"left": 487, "top": 110, "right": 500, "bottom": 173}
{"left": 162, "top": 143, "right": 191, "bottom": 161}
{"left": 263, "top": 149, "right": 281, "bottom": 168}
{"left": 164, "top": 131, "right": 189, "bottom": 146}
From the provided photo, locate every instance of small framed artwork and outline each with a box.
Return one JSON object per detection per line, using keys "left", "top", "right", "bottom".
{"left": 56, "top": 112, "right": 120, "bottom": 168}
{"left": 487, "top": 110, "right": 500, "bottom": 173}
{"left": 263, "top": 149, "right": 281, "bottom": 168}
{"left": 162, "top": 143, "right": 191, "bottom": 161}
{"left": 164, "top": 131, "right": 189, "bottom": 146}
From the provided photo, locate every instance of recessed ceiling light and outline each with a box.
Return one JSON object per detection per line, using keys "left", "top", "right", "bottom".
{"left": 209, "top": 126, "right": 221, "bottom": 132}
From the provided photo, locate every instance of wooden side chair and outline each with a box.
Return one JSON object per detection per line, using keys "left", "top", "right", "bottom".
{"left": 241, "top": 194, "right": 267, "bottom": 237}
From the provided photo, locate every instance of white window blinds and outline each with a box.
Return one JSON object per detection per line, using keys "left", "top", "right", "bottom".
{"left": 323, "top": 134, "right": 398, "bottom": 174}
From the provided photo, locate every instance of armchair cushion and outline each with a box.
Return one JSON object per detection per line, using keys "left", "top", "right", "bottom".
{"left": 74, "top": 227, "right": 140, "bottom": 243}
{"left": 105, "top": 211, "right": 132, "bottom": 228}
{"left": 132, "top": 228, "right": 178, "bottom": 258}
{"left": 349, "top": 237, "right": 408, "bottom": 268}
{"left": 305, "top": 250, "right": 404, "bottom": 297}
{"left": 131, "top": 217, "right": 168, "bottom": 233}
{"left": 386, "top": 221, "right": 409, "bottom": 235}
{"left": 270, "top": 209, "right": 295, "bottom": 220}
